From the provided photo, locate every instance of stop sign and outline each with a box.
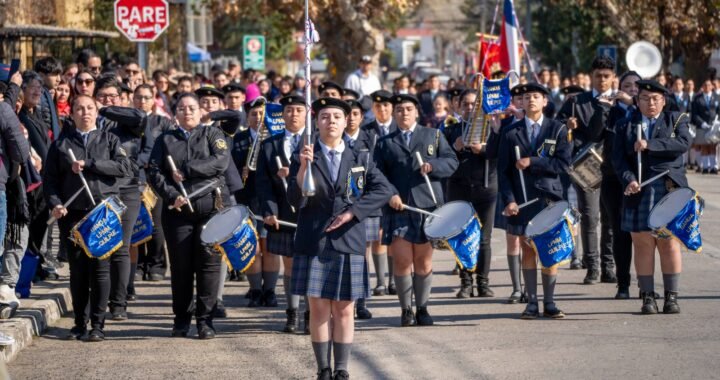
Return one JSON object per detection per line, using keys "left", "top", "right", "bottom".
{"left": 114, "top": 0, "right": 169, "bottom": 42}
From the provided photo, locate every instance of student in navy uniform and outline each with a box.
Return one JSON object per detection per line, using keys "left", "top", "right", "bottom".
{"left": 666, "top": 77, "right": 689, "bottom": 114}
{"left": 256, "top": 94, "right": 306, "bottom": 332}
{"left": 221, "top": 82, "right": 247, "bottom": 127}
{"left": 288, "top": 97, "right": 393, "bottom": 380}
{"left": 497, "top": 83, "right": 572, "bottom": 319}
{"left": 363, "top": 90, "right": 398, "bottom": 138}
{"left": 318, "top": 81, "right": 344, "bottom": 99}
{"left": 374, "top": 94, "right": 459, "bottom": 326}
{"left": 147, "top": 93, "right": 231, "bottom": 339}
{"left": 690, "top": 78, "right": 720, "bottom": 174}
{"left": 611, "top": 80, "right": 692, "bottom": 314}
{"left": 443, "top": 89, "right": 499, "bottom": 298}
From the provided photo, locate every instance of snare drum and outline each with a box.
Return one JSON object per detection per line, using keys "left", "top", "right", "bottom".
{"left": 567, "top": 143, "right": 603, "bottom": 192}
{"left": 200, "top": 205, "right": 259, "bottom": 272}
{"left": 131, "top": 186, "right": 158, "bottom": 246}
{"left": 70, "top": 196, "right": 127, "bottom": 260}
{"left": 648, "top": 187, "right": 703, "bottom": 252}
{"left": 525, "top": 201, "right": 578, "bottom": 269}
{"left": 424, "top": 201, "right": 482, "bottom": 271}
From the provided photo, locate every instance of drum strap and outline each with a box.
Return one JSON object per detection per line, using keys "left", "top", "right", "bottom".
{"left": 670, "top": 113, "right": 688, "bottom": 138}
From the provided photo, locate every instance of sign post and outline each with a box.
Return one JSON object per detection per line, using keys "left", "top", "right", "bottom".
{"left": 114, "top": 0, "right": 170, "bottom": 69}
{"left": 597, "top": 45, "right": 618, "bottom": 71}
{"left": 243, "top": 35, "right": 266, "bottom": 71}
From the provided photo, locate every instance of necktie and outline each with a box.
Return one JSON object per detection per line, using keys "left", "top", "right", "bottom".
{"left": 291, "top": 134, "right": 299, "bottom": 153}
{"left": 404, "top": 130, "right": 412, "bottom": 147}
{"left": 329, "top": 150, "right": 339, "bottom": 183}
{"left": 648, "top": 118, "right": 656, "bottom": 138}
{"left": 381, "top": 125, "right": 389, "bottom": 136}
{"left": 531, "top": 123, "right": 540, "bottom": 150}
{"left": 82, "top": 132, "right": 89, "bottom": 146}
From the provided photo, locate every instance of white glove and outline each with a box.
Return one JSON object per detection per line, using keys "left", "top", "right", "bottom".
{"left": 702, "top": 122, "right": 710, "bottom": 130}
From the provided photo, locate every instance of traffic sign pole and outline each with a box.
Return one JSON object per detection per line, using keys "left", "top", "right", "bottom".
{"left": 138, "top": 42, "right": 147, "bottom": 70}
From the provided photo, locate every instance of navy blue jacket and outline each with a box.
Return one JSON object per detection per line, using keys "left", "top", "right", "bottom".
{"left": 255, "top": 132, "right": 300, "bottom": 232}
{"left": 556, "top": 91, "right": 611, "bottom": 153}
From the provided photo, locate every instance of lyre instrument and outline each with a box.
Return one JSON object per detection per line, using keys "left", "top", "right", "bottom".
{"left": 462, "top": 74, "right": 488, "bottom": 146}
{"left": 244, "top": 97, "right": 268, "bottom": 173}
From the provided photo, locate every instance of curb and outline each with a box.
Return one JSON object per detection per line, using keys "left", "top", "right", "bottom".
{"left": 0, "top": 280, "right": 71, "bottom": 363}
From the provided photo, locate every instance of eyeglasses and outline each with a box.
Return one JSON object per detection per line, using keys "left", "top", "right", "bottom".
{"left": 96, "top": 93, "right": 119, "bottom": 101}
{"left": 176, "top": 107, "right": 199, "bottom": 114}
{"left": 127, "top": 70, "right": 141, "bottom": 75}
{"left": 77, "top": 78, "right": 94, "bottom": 86}
{"left": 639, "top": 96, "right": 664, "bottom": 104}
{"left": 134, "top": 95, "right": 153, "bottom": 101}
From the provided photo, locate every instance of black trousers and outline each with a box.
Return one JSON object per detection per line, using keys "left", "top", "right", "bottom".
{"left": 447, "top": 181, "right": 497, "bottom": 281}
{"left": 574, "top": 184, "right": 613, "bottom": 271}
{"left": 58, "top": 210, "right": 111, "bottom": 329}
{"left": 109, "top": 191, "right": 142, "bottom": 311}
{"left": 138, "top": 196, "right": 167, "bottom": 275}
{"left": 162, "top": 196, "right": 222, "bottom": 328}
{"left": 600, "top": 175, "right": 632, "bottom": 286}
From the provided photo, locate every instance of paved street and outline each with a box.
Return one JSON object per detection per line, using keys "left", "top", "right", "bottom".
{"left": 8, "top": 173, "right": 720, "bottom": 380}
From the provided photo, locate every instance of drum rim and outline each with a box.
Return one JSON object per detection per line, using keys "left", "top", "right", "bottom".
{"left": 200, "top": 205, "right": 253, "bottom": 244}
{"left": 647, "top": 187, "right": 696, "bottom": 229}
{"left": 525, "top": 201, "right": 571, "bottom": 237}
{"left": 424, "top": 200, "right": 476, "bottom": 240}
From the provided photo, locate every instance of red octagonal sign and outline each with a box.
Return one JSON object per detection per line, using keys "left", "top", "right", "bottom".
{"left": 114, "top": 0, "right": 169, "bottom": 42}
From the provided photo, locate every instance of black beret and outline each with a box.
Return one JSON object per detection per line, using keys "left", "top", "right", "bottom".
{"left": 391, "top": 94, "right": 421, "bottom": 108}
{"left": 459, "top": 88, "right": 478, "bottom": 99}
{"left": 346, "top": 99, "right": 366, "bottom": 113}
{"left": 195, "top": 86, "right": 225, "bottom": 99}
{"left": 370, "top": 90, "right": 393, "bottom": 103}
{"left": 243, "top": 96, "right": 266, "bottom": 113}
{"left": 449, "top": 87, "right": 466, "bottom": 99}
{"left": 510, "top": 85, "right": 523, "bottom": 97}
{"left": 560, "top": 85, "right": 585, "bottom": 95}
{"left": 636, "top": 80, "right": 668, "bottom": 95}
{"left": 221, "top": 82, "right": 246, "bottom": 94}
{"left": 342, "top": 88, "right": 360, "bottom": 100}
{"left": 510, "top": 83, "right": 549, "bottom": 96}
{"left": 279, "top": 95, "right": 307, "bottom": 108}
{"left": 318, "top": 81, "right": 343, "bottom": 95}
{"left": 312, "top": 97, "right": 352, "bottom": 115}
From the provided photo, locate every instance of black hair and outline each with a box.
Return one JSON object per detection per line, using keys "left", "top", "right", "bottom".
{"left": 0, "top": 82, "right": 7, "bottom": 95}
{"left": 590, "top": 55, "right": 615, "bottom": 72}
{"left": 76, "top": 49, "right": 100, "bottom": 67}
{"left": 34, "top": 57, "right": 62, "bottom": 75}
{"left": 93, "top": 74, "right": 121, "bottom": 97}
{"left": 134, "top": 83, "right": 154, "bottom": 95}
{"left": 177, "top": 75, "right": 193, "bottom": 85}
{"left": 174, "top": 93, "right": 200, "bottom": 110}
{"left": 618, "top": 70, "right": 641, "bottom": 86}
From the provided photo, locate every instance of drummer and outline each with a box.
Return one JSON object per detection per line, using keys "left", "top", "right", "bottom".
{"left": 147, "top": 93, "right": 231, "bottom": 339}
{"left": 611, "top": 80, "right": 692, "bottom": 314}
{"left": 288, "top": 97, "right": 393, "bottom": 380}
{"left": 374, "top": 94, "right": 458, "bottom": 326}
{"left": 255, "top": 94, "right": 306, "bottom": 332}
{"left": 44, "top": 95, "right": 132, "bottom": 341}
{"left": 497, "top": 83, "right": 572, "bottom": 319}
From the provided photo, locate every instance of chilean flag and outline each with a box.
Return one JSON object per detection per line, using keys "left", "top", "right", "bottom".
{"left": 499, "top": 0, "right": 520, "bottom": 75}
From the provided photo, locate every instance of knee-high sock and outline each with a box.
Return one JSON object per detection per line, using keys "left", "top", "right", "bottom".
{"left": 372, "top": 253, "right": 387, "bottom": 287}
{"left": 662, "top": 273, "right": 679, "bottom": 292}
{"left": 217, "top": 260, "right": 227, "bottom": 301}
{"left": 283, "top": 276, "right": 300, "bottom": 309}
{"left": 262, "top": 271, "right": 279, "bottom": 291}
{"left": 638, "top": 275, "right": 654, "bottom": 293}
{"left": 312, "top": 341, "right": 330, "bottom": 370}
{"left": 247, "top": 272, "right": 263, "bottom": 291}
{"left": 413, "top": 273, "right": 433, "bottom": 308}
{"left": 395, "top": 275, "right": 412, "bottom": 309}
{"left": 333, "top": 342, "right": 352, "bottom": 372}
{"left": 541, "top": 273, "right": 557, "bottom": 305}
{"left": 387, "top": 256, "right": 395, "bottom": 286}
{"left": 508, "top": 255, "right": 521, "bottom": 293}
{"left": 522, "top": 269, "right": 538, "bottom": 303}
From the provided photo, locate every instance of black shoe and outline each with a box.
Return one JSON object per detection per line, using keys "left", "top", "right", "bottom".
{"left": 415, "top": 307, "right": 434, "bottom": 326}
{"left": 355, "top": 299, "right": 372, "bottom": 320}
{"left": 638, "top": 290, "right": 662, "bottom": 299}
{"left": 229, "top": 270, "right": 238, "bottom": 281}
{"left": 148, "top": 273, "right": 164, "bottom": 281}
{"left": 333, "top": 370, "right": 350, "bottom": 380}
{"left": 372, "top": 285, "right": 387, "bottom": 296}
{"left": 283, "top": 308, "right": 298, "bottom": 333}
{"left": 247, "top": 289, "right": 263, "bottom": 307}
{"left": 455, "top": 285, "right": 473, "bottom": 298}
{"left": 400, "top": 307, "right": 416, "bottom": 327}
{"left": 702, "top": 169, "right": 709, "bottom": 174}
{"left": 111, "top": 308, "right": 128, "bottom": 321}
{"left": 712, "top": 168, "right": 718, "bottom": 175}
{"left": 237, "top": 272, "right": 247, "bottom": 281}
{"left": 542, "top": 303, "right": 565, "bottom": 319}
{"left": 519, "top": 291, "right": 529, "bottom": 304}
{"left": 476, "top": 283, "right": 495, "bottom": 297}
{"left": 171, "top": 326, "right": 189, "bottom": 337}
{"left": 126, "top": 293, "right": 137, "bottom": 301}
{"left": 640, "top": 292, "right": 659, "bottom": 314}
{"left": 316, "top": 368, "right": 332, "bottom": 380}
{"left": 262, "top": 289, "right": 278, "bottom": 307}
{"left": 583, "top": 270, "right": 599, "bottom": 284}
{"left": 387, "top": 283, "right": 397, "bottom": 295}
{"left": 663, "top": 291, "right": 680, "bottom": 314}
{"left": 507, "top": 291, "right": 522, "bottom": 304}
{"left": 213, "top": 300, "right": 227, "bottom": 318}
{"left": 304, "top": 310, "right": 311, "bottom": 334}
{"left": 520, "top": 303, "right": 540, "bottom": 320}
{"left": 198, "top": 325, "right": 216, "bottom": 340}
{"left": 135, "top": 270, "right": 145, "bottom": 281}
{"left": 601, "top": 270, "right": 617, "bottom": 283}
{"left": 615, "top": 286, "right": 630, "bottom": 299}
{"left": 569, "top": 258, "right": 583, "bottom": 270}
{"left": 65, "top": 326, "right": 86, "bottom": 340}
{"left": 87, "top": 328, "right": 105, "bottom": 342}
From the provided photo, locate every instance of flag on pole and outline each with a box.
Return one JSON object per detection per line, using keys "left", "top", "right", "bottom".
{"left": 499, "top": 0, "right": 520, "bottom": 75}
{"left": 478, "top": 36, "right": 502, "bottom": 78}
{"left": 305, "top": 19, "right": 320, "bottom": 45}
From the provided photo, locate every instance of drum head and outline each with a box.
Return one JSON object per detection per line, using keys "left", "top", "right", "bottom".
{"left": 424, "top": 201, "right": 476, "bottom": 240}
{"left": 526, "top": 201, "right": 570, "bottom": 237}
{"left": 200, "top": 206, "right": 251, "bottom": 245}
{"left": 648, "top": 188, "right": 695, "bottom": 229}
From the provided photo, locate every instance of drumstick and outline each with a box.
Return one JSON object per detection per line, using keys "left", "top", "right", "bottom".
{"left": 637, "top": 124, "right": 643, "bottom": 185}
{"left": 415, "top": 152, "right": 438, "bottom": 205}
{"left": 275, "top": 156, "right": 295, "bottom": 213}
{"left": 401, "top": 204, "right": 442, "bottom": 218}
{"left": 46, "top": 187, "right": 85, "bottom": 225}
{"left": 501, "top": 197, "right": 539, "bottom": 216}
{"left": 640, "top": 170, "right": 670, "bottom": 188}
{"left": 166, "top": 155, "right": 194, "bottom": 213}
{"left": 252, "top": 214, "right": 297, "bottom": 228}
{"left": 68, "top": 149, "right": 96, "bottom": 206}
{"left": 167, "top": 179, "right": 220, "bottom": 210}
{"left": 515, "top": 146, "right": 528, "bottom": 204}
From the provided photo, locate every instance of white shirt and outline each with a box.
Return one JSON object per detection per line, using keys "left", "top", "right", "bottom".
{"left": 283, "top": 128, "right": 305, "bottom": 160}
{"left": 524, "top": 115, "right": 544, "bottom": 140}
{"left": 344, "top": 69, "right": 381, "bottom": 98}
{"left": 592, "top": 89, "right": 613, "bottom": 98}
{"left": 377, "top": 118, "right": 393, "bottom": 136}
{"left": 344, "top": 129, "right": 360, "bottom": 142}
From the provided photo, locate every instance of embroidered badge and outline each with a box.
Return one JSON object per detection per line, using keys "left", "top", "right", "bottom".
{"left": 427, "top": 145, "right": 434, "bottom": 155}
{"left": 215, "top": 139, "right": 228, "bottom": 150}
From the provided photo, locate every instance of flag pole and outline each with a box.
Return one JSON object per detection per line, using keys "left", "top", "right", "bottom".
{"left": 301, "top": 0, "right": 316, "bottom": 197}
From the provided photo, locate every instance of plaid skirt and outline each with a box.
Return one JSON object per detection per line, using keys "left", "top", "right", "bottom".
{"left": 381, "top": 209, "right": 429, "bottom": 245}
{"left": 266, "top": 230, "right": 295, "bottom": 257}
{"left": 292, "top": 250, "right": 370, "bottom": 301}
{"left": 622, "top": 179, "right": 669, "bottom": 232}
{"left": 365, "top": 217, "right": 381, "bottom": 242}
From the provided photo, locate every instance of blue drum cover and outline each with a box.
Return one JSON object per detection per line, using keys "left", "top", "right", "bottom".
{"left": 216, "top": 220, "right": 259, "bottom": 273}
{"left": 446, "top": 215, "right": 482, "bottom": 271}
{"left": 71, "top": 201, "right": 124, "bottom": 260}
{"left": 482, "top": 77, "right": 511, "bottom": 114}
{"left": 529, "top": 217, "right": 575, "bottom": 269}
{"left": 131, "top": 201, "right": 154, "bottom": 247}
{"left": 653, "top": 193, "right": 703, "bottom": 253}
